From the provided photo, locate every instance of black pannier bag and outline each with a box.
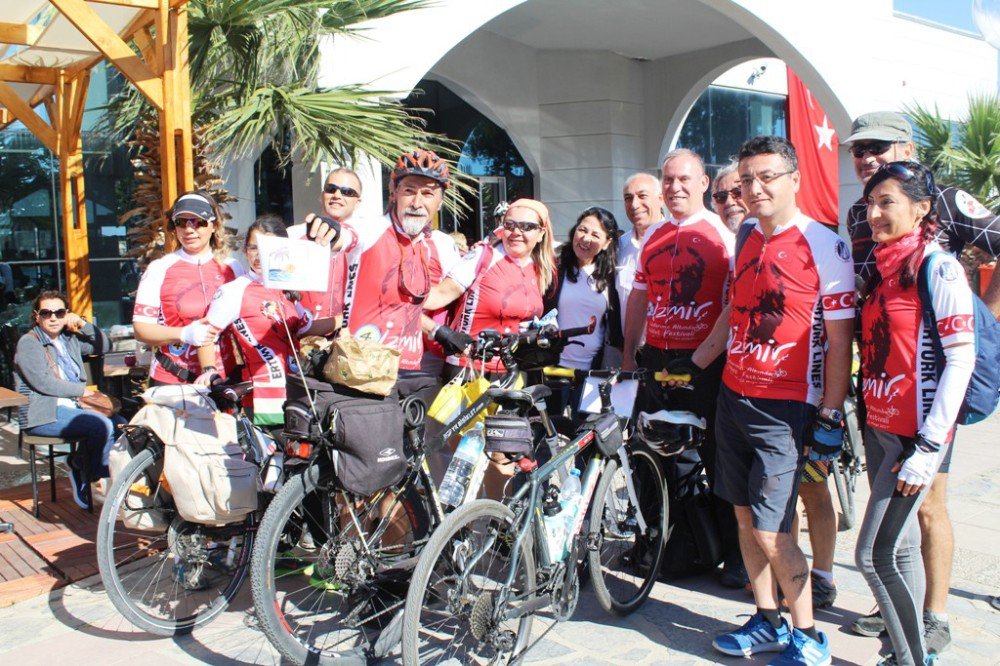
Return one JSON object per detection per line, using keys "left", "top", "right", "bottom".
{"left": 659, "top": 450, "right": 722, "bottom": 579}
{"left": 575, "top": 412, "right": 623, "bottom": 457}
{"left": 286, "top": 375, "right": 406, "bottom": 496}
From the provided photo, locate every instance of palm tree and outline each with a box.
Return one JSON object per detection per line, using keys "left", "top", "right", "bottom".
{"left": 106, "top": 0, "right": 465, "bottom": 264}
{"left": 907, "top": 93, "right": 1000, "bottom": 284}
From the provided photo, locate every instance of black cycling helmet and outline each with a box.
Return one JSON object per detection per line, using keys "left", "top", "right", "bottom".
{"left": 391, "top": 149, "right": 451, "bottom": 189}
{"left": 637, "top": 410, "right": 706, "bottom": 457}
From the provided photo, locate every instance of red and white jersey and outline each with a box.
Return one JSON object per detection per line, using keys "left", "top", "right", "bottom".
{"left": 722, "top": 214, "right": 855, "bottom": 404}
{"left": 133, "top": 249, "right": 243, "bottom": 384}
{"left": 633, "top": 209, "right": 734, "bottom": 350}
{"left": 860, "top": 244, "right": 974, "bottom": 438}
{"left": 420, "top": 230, "right": 463, "bottom": 360}
{"left": 299, "top": 253, "right": 346, "bottom": 321}
{"left": 339, "top": 214, "right": 433, "bottom": 371}
{"left": 447, "top": 244, "right": 544, "bottom": 372}
{"left": 207, "top": 273, "right": 312, "bottom": 425}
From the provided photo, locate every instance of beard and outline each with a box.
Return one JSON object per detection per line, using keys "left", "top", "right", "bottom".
{"left": 400, "top": 209, "right": 429, "bottom": 236}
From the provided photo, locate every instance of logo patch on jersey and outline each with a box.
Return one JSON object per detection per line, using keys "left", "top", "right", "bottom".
{"left": 355, "top": 324, "right": 381, "bottom": 342}
{"left": 212, "top": 289, "right": 224, "bottom": 301}
{"left": 955, "top": 190, "right": 991, "bottom": 220}
{"left": 260, "top": 300, "right": 282, "bottom": 323}
{"left": 168, "top": 342, "right": 188, "bottom": 356}
{"left": 938, "top": 261, "right": 960, "bottom": 283}
{"left": 288, "top": 356, "right": 300, "bottom": 375}
{"left": 835, "top": 239, "right": 851, "bottom": 262}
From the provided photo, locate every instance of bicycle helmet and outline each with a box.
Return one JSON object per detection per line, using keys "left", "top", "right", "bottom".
{"left": 493, "top": 201, "right": 509, "bottom": 221}
{"left": 637, "top": 410, "right": 706, "bottom": 457}
{"left": 391, "top": 149, "right": 451, "bottom": 189}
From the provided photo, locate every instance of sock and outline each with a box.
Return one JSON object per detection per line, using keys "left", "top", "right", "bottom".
{"left": 758, "top": 607, "right": 782, "bottom": 629}
{"left": 928, "top": 611, "right": 949, "bottom": 622}
{"left": 798, "top": 625, "right": 821, "bottom": 641}
{"left": 811, "top": 568, "right": 834, "bottom": 584}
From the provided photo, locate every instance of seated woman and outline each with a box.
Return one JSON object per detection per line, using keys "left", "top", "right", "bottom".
{"left": 198, "top": 215, "right": 336, "bottom": 426}
{"left": 14, "top": 291, "right": 125, "bottom": 509}
{"left": 543, "top": 206, "right": 622, "bottom": 416}
{"left": 422, "top": 198, "right": 556, "bottom": 497}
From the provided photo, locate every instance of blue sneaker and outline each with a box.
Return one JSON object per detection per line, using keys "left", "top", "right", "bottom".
{"left": 768, "top": 628, "right": 831, "bottom": 666}
{"left": 713, "top": 613, "right": 792, "bottom": 657}
{"left": 66, "top": 458, "right": 91, "bottom": 510}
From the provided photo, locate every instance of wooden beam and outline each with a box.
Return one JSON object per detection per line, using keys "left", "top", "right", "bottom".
{"left": 0, "top": 22, "right": 43, "bottom": 46}
{"left": 87, "top": 0, "right": 159, "bottom": 8}
{"left": 0, "top": 64, "right": 59, "bottom": 85}
{"left": 49, "top": 0, "right": 164, "bottom": 110}
{"left": 57, "top": 70, "right": 93, "bottom": 320}
{"left": 0, "top": 81, "right": 57, "bottom": 152}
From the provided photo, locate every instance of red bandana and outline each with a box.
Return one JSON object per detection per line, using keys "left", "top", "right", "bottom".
{"left": 873, "top": 226, "right": 924, "bottom": 279}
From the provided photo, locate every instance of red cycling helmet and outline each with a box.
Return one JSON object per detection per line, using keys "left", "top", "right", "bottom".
{"left": 391, "top": 149, "right": 451, "bottom": 189}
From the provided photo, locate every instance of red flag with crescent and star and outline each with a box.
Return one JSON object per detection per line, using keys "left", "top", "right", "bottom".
{"left": 786, "top": 68, "right": 839, "bottom": 227}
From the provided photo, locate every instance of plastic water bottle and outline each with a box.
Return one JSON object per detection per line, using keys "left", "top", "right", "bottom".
{"left": 559, "top": 469, "right": 583, "bottom": 557}
{"left": 438, "top": 423, "right": 486, "bottom": 508}
{"left": 542, "top": 487, "right": 567, "bottom": 562}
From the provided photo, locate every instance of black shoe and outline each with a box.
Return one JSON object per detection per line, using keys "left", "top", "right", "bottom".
{"left": 66, "top": 458, "right": 91, "bottom": 510}
{"left": 811, "top": 575, "right": 837, "bottom": 609}
{"left": 923, "top": 610, "right": 951, "bottom": 655}
{"left": 852, "top": 608, "right": 887, "bottom": 637}
{"left": 719, "top": 559, "right": 750, "bottom": 589}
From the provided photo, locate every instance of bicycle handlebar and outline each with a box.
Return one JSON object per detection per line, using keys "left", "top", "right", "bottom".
{"left": 540, "top": 366, "right": 691, "bottom": 384}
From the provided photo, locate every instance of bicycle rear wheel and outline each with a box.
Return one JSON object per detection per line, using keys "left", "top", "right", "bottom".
{"left": 251, "top": 464, "right": 431, "bottom": 665}
{"left": 401, "top": 499, "right": 535, "bottom": 665}
{"left": 97, "top": 447, "right": 253, "bottom": 635}
{"left": 588, "top": 448, "right": 667, "bottom": 615}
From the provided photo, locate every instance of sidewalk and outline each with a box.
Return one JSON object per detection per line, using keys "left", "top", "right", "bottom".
{"left": 0, "top": 415, "right": 997, "bottom": 665}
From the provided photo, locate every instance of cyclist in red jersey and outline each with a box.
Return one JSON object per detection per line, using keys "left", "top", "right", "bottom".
{"left": 687, "top": 137, "right": 853, "bottom": 666}
{"left": 133, "top": 191, "right": 242, "bottom": 385}
{"left": 197, "top": 216, "right": 337, "bottom": 426}
{"left": 855, "top": 162, "right": 975, "bottom": 666}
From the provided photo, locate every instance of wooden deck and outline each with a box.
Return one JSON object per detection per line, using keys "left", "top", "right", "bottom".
{"left": 0, "top": 477, "right": 101, "bottom": 607}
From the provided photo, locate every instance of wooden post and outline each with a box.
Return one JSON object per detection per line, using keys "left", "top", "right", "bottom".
{"left": 156, "top": 0, "right": 194, "bottom": 217}
{"left": 57, "top": 70, "right": 93, "bottom": 320}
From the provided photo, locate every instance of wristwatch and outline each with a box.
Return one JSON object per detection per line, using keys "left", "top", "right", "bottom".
{"left": 818, "top": 406, "right": 843, "bottom": 426}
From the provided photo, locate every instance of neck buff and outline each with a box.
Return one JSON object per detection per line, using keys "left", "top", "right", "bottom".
{"left": 874, "top": 225, "right": 924, "bottom": 279}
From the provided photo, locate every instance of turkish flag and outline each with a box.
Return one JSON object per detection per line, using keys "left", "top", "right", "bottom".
{"left": 786, "top": 68, "right": 838, "bottom": 227}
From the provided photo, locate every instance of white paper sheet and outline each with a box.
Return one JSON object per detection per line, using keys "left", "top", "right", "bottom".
{"left": 258, "top": 234, "right": 330, "bottom": 292}
{"left": 579, "top": 378, "right": 638, "bottom": 417}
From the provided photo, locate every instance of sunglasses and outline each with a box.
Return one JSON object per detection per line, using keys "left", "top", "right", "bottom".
{"left": 37, "top": 308, "right": 68, "bottom": 319}
{"left": 711, "top": 188, "right": 742, "bottom": 204}
{"left": 502, "top": 220, "right": 542, "bottom": 233}
{"left": 170, "top": 216, "right": 211, "bottom": 229}
{"left": 876, "top": 162, "right": 937, "bottom": 195}
{"left": 849, "top": 140, "right": 896, "bottom": 159}
{"left": 323, "top": 183, "right": 360, "bottom": 198}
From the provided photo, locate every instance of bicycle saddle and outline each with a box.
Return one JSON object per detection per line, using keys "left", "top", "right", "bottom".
{"left": 486, "top": 383, "right": 552, "bottom": 406}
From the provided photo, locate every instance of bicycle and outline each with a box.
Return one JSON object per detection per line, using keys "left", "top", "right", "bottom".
{"left": 400, "top": 367, "right": 681, "bottom": 664}
{"left": 831, "top": 379, "right": 865, "bottom": 530}
{"left": 249, "top": 323, "right": 594, "bottom": 665}
{"left": 96, "top": 381, "right": 281, "bottom": 635}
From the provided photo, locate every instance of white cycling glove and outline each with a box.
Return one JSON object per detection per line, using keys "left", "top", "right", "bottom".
{"left": 180, "top": 321, "right": 214, "bottom": 347}
{"left": 896, "top": 448, "right": 940, "bottom": 489}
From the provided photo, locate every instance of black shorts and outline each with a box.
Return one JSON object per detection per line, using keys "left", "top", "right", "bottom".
{"left": 715, "top": 384, "right": 815, "bottom": 533}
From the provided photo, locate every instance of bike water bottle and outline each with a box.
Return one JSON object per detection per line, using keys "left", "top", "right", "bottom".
{"left": 438, "top": 422, "right": 487, "bottom": 508}
{"left": 559, "top": 469, "right": 583, "bottom": 558}
{"left": 542, "top": 487, "right": 567, "bottom": 562}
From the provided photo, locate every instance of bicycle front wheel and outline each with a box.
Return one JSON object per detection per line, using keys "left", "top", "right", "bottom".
{"left": 402, "top": 499, "right": 536, "bottom": 665}
{"left": 588, "top": 448, "right": 667, "bottom": 616}
{"left": 97, "top": 447, "right": 253, "bottom": 635}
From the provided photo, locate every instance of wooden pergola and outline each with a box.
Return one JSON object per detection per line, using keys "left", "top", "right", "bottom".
{"left": 0, "top": 0, "right": 194, "bottom": 319}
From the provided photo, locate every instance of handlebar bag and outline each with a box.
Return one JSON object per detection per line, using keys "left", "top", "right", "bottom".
{"left": 575, "top": 411, "right": 623, "bottom": 457}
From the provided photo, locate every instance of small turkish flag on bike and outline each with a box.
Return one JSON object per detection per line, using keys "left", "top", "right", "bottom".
{"left": 786, "top": 68, "right": 839, "bottom": 227}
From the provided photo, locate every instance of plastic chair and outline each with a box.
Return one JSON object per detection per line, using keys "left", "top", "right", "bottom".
{"left": 18, "top": 430, "right": 86, "bottom": 517}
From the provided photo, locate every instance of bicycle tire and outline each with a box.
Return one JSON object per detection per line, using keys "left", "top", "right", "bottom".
{"left": 401, "top": 499, "right": 536, "bottom": 666}
{"left": 834, "top": 394, "right": 863, "bottom": 530}
{"left": 97, "top": 447, "right": 253, "bottom": 635}
{"left": 831, "top": 460, "right": 855, "bottom": 530}
{"left": 588, "top": 448, "right": 667, "bottom": 616}
{"left": 251, "top": 463, "right": 431, "bottom": 665}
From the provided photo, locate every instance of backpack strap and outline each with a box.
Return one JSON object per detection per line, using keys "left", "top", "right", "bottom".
{"left": 916, "top": 251, "right": 947, "bottom": 376}
{"left": 733, "top": 221, "right": 755, "bottom": 266}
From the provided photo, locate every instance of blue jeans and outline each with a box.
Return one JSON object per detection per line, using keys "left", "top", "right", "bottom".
{"left": 29, "top": 406, "right": 127, "bottom": 480}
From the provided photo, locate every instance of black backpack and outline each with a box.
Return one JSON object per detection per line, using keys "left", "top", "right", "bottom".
{"left": 659, "top": 448, "right": 723, "bottom": 579}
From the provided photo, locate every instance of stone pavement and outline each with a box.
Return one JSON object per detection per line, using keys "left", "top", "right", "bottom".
{"left": 1, "top": 415, "right": 998, "bottom": 665}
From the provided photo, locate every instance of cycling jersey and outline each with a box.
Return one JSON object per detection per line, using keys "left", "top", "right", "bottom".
{"left": 339, "top": 214, "right": 433, "bottom": 371}
{"left": 860, "top": 244, "right": 974, "bottom": 440}
{"left": 849, "top": 186, "right": 1000, "bottom": 285}
{"left": 299, "top": 253, "right": 346, "bottom": 321}
{"left": 207, "top": 273, "right": 312, "bottom": 425}
{"left": 133, "top": 249, "right": 243, "bottom": 384}
{"left": 722, "top": 214, "right": 855, "bottom": 404}
{"left": 632, "top": 210, "right": 734, "bottom": 350}
{"left": 446, "top": 244, "right": 544, "bottom": 372}
{"left": 420, "top": 230, "right": 463, "bottom": 361}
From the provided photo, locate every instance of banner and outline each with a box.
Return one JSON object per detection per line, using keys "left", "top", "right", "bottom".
{"left": 786, "top": 69, "right": 839, "bottom": 227}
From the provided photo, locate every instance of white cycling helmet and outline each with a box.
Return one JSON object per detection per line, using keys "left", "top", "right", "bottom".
{"left": 637, "top": 410, "right": 706, "bottom": 457}
{"left": 493, "top": 201, "right": 509, "bottom": 220}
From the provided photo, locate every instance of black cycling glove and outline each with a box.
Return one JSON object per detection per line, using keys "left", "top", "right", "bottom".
{"left": 664, "top": 356, "right": 703, "bottom": 381}
{"left": 434, "top": 325, "right": 475, "bottom": 356}
{"left": 312, "top": 215, "right": 342, "bottom": 247}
